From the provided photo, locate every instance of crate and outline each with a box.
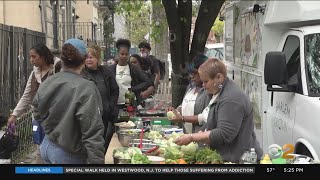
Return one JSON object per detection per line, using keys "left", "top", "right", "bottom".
{"left": 150, "top": 118, "right": 171, "bottom": 126}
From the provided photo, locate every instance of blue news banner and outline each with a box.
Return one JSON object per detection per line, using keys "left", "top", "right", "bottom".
{"left": 11, "top": 165, "right": 316, "bottom": 175}
{"left": 15, "top": 166, "right": 255, "bottom": 174}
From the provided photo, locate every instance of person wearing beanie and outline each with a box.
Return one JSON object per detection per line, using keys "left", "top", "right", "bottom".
{"left": 32, "top": 38, "right": 106, "bottom": 164}
{"left": 167, "top": 54, "right": 210, "bottom": 134}
{"left": 81, "top": 44, "right": 119, "bottom": 153}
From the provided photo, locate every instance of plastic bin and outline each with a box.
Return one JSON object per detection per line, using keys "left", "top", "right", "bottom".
{"left": 150, "top": 119, "right": 171, "bottom": 126}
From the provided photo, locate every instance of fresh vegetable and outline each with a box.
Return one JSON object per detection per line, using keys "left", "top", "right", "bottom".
{"left": 183, "top": 147, "right": 223, "bottom": 164}
{"left": 146, "top": 131, "right": 163, "bottom": 140}
{"left": 164, "top": 159, "right": 178, "bottom": 164}
{"left": 180, "top": 142, "right": 198, "bottom": 154}
{"left": 113, "top": 147, "right": 142, "bottom": 160}
{"left": 176, "top": 159, "right": 187, "bottom": 164}
{"left": 114, "top": 151, "right": 131, "bottom": 159}
{"left": 164, "top": 146, "right": 183, "bottom": 160}
{"left": 167, "top": 111, "right": 176, "bottom": 119}
{"left": 127, "top": 147, "right": 142, "bottom": 156}
{"left": 131, "top": 154, "right": 151, "bottom": 164}
{"left": 167, "top": 132, "right": 183, "bottom": 141}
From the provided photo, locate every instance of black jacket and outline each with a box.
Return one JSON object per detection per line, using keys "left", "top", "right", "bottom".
{"left": 82, "top": 65, "right": 119, "bottom": 123}
{"left": 110, "top": 63, "right": 153, "bottom": 105}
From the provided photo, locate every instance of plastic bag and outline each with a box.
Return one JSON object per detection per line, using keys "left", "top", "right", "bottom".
{"left": 0, "top": 123, "right": 19, "bottom": 159}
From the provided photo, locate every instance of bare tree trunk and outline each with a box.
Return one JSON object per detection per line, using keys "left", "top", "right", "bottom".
{"left": 162, "top": 0, "right": 182, "bottom": 75}
{"left": 162, "top": 0, "right": 224, "bottom": 107}
{"left": 162, "top": 0, "right": 191, "bottom": 108}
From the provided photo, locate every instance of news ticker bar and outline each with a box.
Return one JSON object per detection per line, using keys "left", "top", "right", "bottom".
{"left": 15, "top": 166, "right": 255, "bottom": 174}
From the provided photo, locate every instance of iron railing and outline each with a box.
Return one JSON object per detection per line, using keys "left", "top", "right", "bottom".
{"left": 10, "top": 110, "right": 34, "bottom": 163}
{"left": 0, "top": 23, "right": 45, "bottom": 117}
{"left": 0, "top": 23, "right": 45, "bottom": 163}
{"left": 59, "top": 22, "right": 97, "bottom": 44}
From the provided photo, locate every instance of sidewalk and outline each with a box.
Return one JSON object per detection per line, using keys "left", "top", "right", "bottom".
{"left": 17, "top": 149, "right": 38, "bottom": 164}
{"left": 16, "top": 133, "right": 121, "bottom": 164}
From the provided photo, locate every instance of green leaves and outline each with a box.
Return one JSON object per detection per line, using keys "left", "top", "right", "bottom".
{"left": 212, "top": 17, "right": 225, "bottom": 38}
{"left": 116, "top": 1, "right": 151, "bottom": 45}
{"left": 115, "top": 0, "right": 167, "bottom": 44}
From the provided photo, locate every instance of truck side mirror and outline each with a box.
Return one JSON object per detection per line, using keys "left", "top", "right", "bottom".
{"left": 264, "top": 51, "right": 294, "bottom": 92}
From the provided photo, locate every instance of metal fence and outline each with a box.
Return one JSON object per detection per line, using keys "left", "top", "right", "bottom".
{"left": 0, "top": 23, "right": 45, "bottom": 163}
{"left": 0, "top": 23, "right": 46, "bottom": 116}
{"left": 59, "top": 22, "right": 97, "bottom": 45}
{"left": 10, "top": 110, "right": 34, "bottom": 163}
{"left": 154, "top": 80, "right": 172, "bottom": 103}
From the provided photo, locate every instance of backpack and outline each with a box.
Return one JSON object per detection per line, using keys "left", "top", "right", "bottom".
{"left": 149, "top": 55, "right": 165, "bottom": 80}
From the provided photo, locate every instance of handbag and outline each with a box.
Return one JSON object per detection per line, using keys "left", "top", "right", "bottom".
{"left": 32, "top": 119, "right": 45, "bottom": 145}
{"left": 0, "top": 123, "right": 19, "bottom": 159}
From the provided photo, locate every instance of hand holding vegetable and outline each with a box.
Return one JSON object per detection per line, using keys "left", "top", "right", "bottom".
{"left": 173, "top": 133, "right": 193, "bottom": 145}
{"left": 167, "top": 109, "right": 182, "bottom": 122}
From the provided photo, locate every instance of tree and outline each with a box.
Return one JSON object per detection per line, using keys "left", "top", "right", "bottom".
{"left": 115, "top": 1, "right": 151, "bottom": 46}
{"left": 212, "top": 17, "right": 225, "bottom": 43}
{"left": 104, "top": 15, "right": 115, "bottom": 46}
{"left": 162, "top": 0, "right": 225, "bottom": 107}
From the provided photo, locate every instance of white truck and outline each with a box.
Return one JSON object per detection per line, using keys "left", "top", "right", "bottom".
{"left": 223, "top": 0, "right": 320, "bottom": 160}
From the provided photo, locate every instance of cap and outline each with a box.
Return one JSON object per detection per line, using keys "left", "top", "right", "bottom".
{"left": 64, "top": 38, "right": 87, "bottom": 56}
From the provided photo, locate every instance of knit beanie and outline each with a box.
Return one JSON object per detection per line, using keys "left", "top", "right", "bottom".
{"left": 64, "top": 38, "right": 87, "bottom": 56}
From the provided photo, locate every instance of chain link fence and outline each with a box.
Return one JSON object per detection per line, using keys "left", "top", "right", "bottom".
{"left": 10, "top": 110, "right": 34, "bottom": 164}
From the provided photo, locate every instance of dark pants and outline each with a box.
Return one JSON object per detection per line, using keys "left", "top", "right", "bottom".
{"left": 102, "top": 110, "right": 116, "bottom": 153}
{"left": 103, "top": 121, "right": 114, "bottom": 153}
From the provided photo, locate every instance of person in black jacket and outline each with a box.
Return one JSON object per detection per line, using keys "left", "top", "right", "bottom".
{"left": 81, "top": 44, "right": 119, "bottom": 153}
{"left": 110, "top": 39, "right": 153, "bottom": 110}
{"left": 138, "top": 41, "right": 161, "bottom": 88}
{"left": 129, "top": 54, "right": 155, "bottom": 98}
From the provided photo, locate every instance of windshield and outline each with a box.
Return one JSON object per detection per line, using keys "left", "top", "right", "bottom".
{"left": 205, "top": 47, "right": 224, "bottom": 60}
{"left": 305, "top": 33, "right": 320, "bottom": 96}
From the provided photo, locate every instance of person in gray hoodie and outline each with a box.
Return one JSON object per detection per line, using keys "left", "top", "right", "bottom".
{"left": 173, "top": 58, "right": 263, "bottom": 163}
{"left": 32, "top": 38, "right": 105, "bottom": 164}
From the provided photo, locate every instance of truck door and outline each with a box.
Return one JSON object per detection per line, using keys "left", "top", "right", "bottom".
{"left": 266, "top": 32, "right": 303, "bottom": 147}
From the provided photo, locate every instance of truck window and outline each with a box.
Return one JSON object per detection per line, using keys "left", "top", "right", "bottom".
{"left": 305, "top": 33, "right": 320, "bottom": 96}
{"left": 282, "top": 35, "right": 302, "bottom": 94}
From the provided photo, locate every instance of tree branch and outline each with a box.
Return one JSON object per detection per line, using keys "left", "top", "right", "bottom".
{"left": 190, "top": 0, "right": 225, "bottom": 60}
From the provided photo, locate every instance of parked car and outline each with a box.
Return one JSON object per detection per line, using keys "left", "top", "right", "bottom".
{"left": 204, "top": 43, "right": 224, "bottom": 60}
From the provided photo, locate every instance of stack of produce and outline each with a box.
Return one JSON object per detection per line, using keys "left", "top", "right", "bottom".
{"left": 113, "top": 147, "right": 151, "bottom": 164}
